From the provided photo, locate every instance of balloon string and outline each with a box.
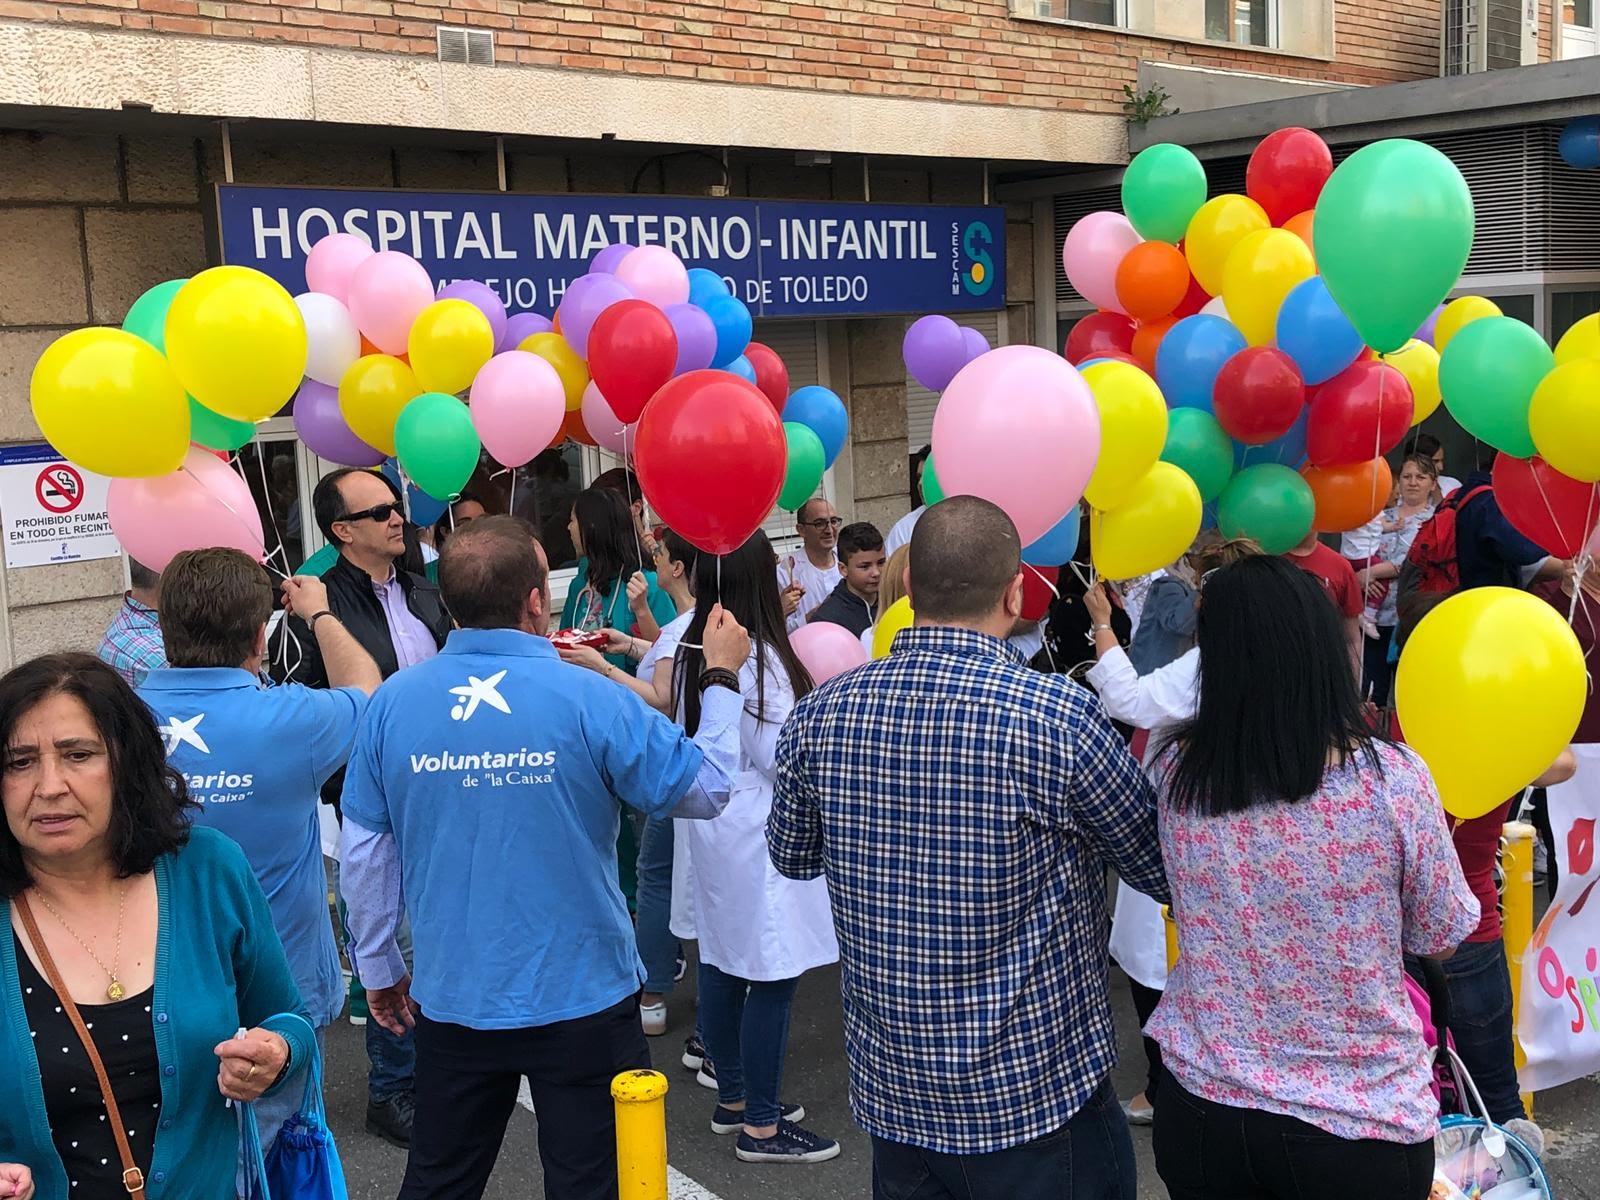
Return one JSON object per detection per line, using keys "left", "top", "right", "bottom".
{"left": 1024, "top": 562, "right": 1061, "bottom": 602}
{"left": 205, "top": 459, "right": 289, "bottom": 583}
{"left": 621, "top": 425, "right": 645, "bottom": 571}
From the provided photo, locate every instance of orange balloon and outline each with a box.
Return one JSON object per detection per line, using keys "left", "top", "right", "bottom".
{"left": 552, "top": 312, "right": 563, "bottom": 336}
{"left": 359, "top": 335, "right": 407, "bottom": 365}
{"left": 555, "top": 406, "right": 594, "bottom": 447}
{"left": 1115, "top": 241, "right": 1191, "bottom": 322}
{"left": 1282, "top": 210, "right": 1316, "bottom": 262}
{"left": 1131, "top": 317, "right": 1177, "bottom": 373}
{"left": 1302, "top": 458, "right": 1393, "bottom": 533}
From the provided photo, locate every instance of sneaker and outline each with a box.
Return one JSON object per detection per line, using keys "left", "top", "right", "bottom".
{"left": 712, "top": 1102, "right": 805, "bottom": 1134}
{"left": 682, "top": 1035, "right": 706, "bottom": 1071}
{"left": 696, "top": 1061, "right": 719, "bottom": 1090}
{"left": 641, "top": 1000, "right": 667, "bottom": 1037}
{"left": 347, "top": 978, "right": 369, "bottom": 1027}
{"left": 1121, "top": 1098, "right": 1154, "bottom": 1127}
{"left": 675, "top": 956, "right": 687, "bottom": 983}
{"left": 735, "top": 1120, "right": 841, "bottom": 1164}
{"left": 365, "top": 1093, "right": 413, "bottom": 1149}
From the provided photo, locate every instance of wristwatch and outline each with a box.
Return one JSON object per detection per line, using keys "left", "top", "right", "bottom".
{"left": 308, "top": 610, "right": 338, "bottom": 633}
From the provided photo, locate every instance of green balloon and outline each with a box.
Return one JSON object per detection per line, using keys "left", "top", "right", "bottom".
{"left": 1121, "top": 143, "right": 1208, "bottom": 244}
{"left": 1216, "top": 463, "right": 1314, "bottom": 555}
{"left": 121, "top": 279, "right": 187, "bottom": 353}
{"left": 189, "top": 398, "right": 254, "bottom": 451}
{"left": 1160, "top": 408, "right": 1235, "bottom": 503}
{"left": 395, "top": 392, "right": 481, "bottom": 502}
{"left": 1438, "top": 316, "right": 1550, "bottom": 459}
{"left": 779, "top": 422, "right": 826, "bottom": 511}
{"left": 922, "top": 456, "right": 945, "bottom": 505}
{"left": 1314, "top": 139, "right": 1474, "bottom": 354}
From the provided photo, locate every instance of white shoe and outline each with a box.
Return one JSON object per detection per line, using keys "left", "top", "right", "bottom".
{"left": 640, "top": 1001, "right": 667, "bottom": 1037}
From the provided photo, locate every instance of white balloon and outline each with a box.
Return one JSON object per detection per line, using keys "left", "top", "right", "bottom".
{"left": 295, "top": 292, "right": 362, "bottom": 387}
{"left": 1200, "top": 296, "right": 1232, "bottom": 322}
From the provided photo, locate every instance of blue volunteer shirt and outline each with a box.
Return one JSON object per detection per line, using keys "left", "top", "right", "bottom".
{"left": 339, "top": 627, "right": 706, "bottom": 1030}
{"left": 137, "top": 668, "right": 366, "bottom": 1028}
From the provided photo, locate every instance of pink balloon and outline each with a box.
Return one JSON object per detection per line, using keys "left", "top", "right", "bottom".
{"left": 107, "top": 446, "right": 264, "bottom": 572}
{"left": 347, "top": 251, "right": 435, "bottom": 355}
{"left": 580, "top": 381, "right": 637, "bottom": 456}
{"left": 931, "top": 346, "right": 1100, "bottom": 546}
{"left": 615, "top": 246, "right": 690, "bottom": 308}
{"left": 1060, "top": 212, "right": 1141, "bottom": 314}
{"left": 790, "top": 621, "right": 868, "bottom": 685}
{"left": 470, "top": 351, "right": 566, "bottom": 468}
{"left": 304, "top": 233, "right": 373, "bottom": 304}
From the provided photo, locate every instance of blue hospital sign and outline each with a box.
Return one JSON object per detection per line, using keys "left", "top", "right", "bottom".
{"left": 215, "top": 186, "right": 1005, "bottom": 319}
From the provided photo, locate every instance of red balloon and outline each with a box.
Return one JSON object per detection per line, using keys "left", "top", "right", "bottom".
{"left": 1064, "top": 311, "right": 1136, "bottom": 365}
{"left": 1212, "top": 347, "right": 1305, "bottom": 445}
{"left": 634, "top": 371, "right": 786, "bottom": 555}
{"left": 743, "top": 341, "right": 789, "bottom": 412}
{"left": 1305, "top": 361, "right": 1414, "bottom": 468}
{"left": 1020, "top": 564, "right": 1059, "bottom": 622}
{"left": 1492, "top": 452, "right": 1600, "bottom": 558}
{"left": 1171, "top": 273, "right": 1211, "bottom": 320}
{"left": 587, "top": 300, "right": 678, "bottom": 424}
{"left": 1246, "top": 127, "right": 1334, "bottom": 226}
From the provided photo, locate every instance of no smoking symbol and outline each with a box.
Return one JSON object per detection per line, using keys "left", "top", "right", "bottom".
{"left": 36, "top": 463, "right": 84, "bottom": 514}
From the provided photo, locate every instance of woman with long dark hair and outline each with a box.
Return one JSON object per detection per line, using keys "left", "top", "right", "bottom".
{"left": 672, "top": 532, "right": 841, "bottom": 1165}
{"left": 561, "top": 487, "right": 676, "bottom": 673}
{"left": 1147, "top": 557, "right": 1477, "bottom": 1199}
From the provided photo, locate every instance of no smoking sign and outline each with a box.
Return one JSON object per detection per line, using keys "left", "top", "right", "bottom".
{"left": 35, "top": 463, "right": 84, "bottom": 514}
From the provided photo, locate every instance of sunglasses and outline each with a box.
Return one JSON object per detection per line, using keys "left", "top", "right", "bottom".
{"left": 335, "top": 501, "right": 402, "bottom": 524}
{"left": 801, "top": 517, "right": 843, "bottom": 531}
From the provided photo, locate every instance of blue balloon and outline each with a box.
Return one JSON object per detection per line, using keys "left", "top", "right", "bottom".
{"left": 1155, "top": 315, "right": 1247, "bottom": 412}
{"left": 1022, "top": 506, "right": 1083, "bottom": 567}
{"left": 783, "top": 386, "right": 848, "bottom": 467}
{"left": 381, "top": 458, "right": 449, "bottom": 526}
{"left": 1559, "top": 116, "right": 1600, "bottom": 170}
{"left": 1275, "top": 276, "right": 1363, "bottom": 386}
{"left": 1234, "top": 406, "right": 1308, "bottom": 471}
{"left": 687, "top": 267, "right": 733, "bottom": 308}
{"left": 724, "top": 355, "right": 757, "bottom": 384}
{"left": 1200, "top": 501, "right": 1219, "bottom": 531}
{"left": 702, "top": 293, "right": 753, "bottom": 368}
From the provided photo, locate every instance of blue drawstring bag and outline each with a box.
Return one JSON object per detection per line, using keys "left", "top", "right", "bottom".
{"left": 1432, "top": 1046, "right": 1553, "bottom": 1199}
{"left": 238, "top": 1020, "right": 347, "bottom": 1200}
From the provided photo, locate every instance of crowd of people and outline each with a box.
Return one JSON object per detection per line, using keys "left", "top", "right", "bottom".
{"left": 0, "top": 433, "right": 1580, "bottom": 1200}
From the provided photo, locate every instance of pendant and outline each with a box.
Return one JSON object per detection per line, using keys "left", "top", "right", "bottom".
{"left": 106, "top": 979, "right": 125, "bottom": 1002}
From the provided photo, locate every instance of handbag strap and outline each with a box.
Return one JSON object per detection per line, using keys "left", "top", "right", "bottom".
{"left": 14, "top": 893, "right": 148, "bottom": 1199}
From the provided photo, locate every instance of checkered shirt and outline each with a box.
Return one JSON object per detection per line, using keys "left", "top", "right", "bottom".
{"left": 769, "top": 626, "right": 1168, "bottom": 1155}
{"left": 96, "top": 594, "right": 167, "bottom": 688}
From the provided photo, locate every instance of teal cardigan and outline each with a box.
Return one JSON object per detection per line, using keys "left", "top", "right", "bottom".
{"left": 0, "top": 827, "right": 314, "bottom": 1200}
{"left": 560, "top": 561, "right": 678, "bottom": 673}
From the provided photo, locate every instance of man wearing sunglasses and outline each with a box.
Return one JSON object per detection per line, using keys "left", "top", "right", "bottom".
{"left": 779, "top": 498, "right": 843, "bottom": 631}
{"left": 274, "top": 466, "right": 453, "bottom": 1150}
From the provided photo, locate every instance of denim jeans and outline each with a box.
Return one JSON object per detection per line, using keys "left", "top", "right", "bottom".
{"left": 365, "top": 914, "right": 416, "bottom": 1102}
{"left": 1439, "top": 936, "right": 1526, "bottom": 1123}
{"left": 871, "top": 1076, "right": 1135, "bottom": 1200}
{"left": 634, "top": 814, "right": 680, "bottom": 995}
{"left": 696, "top": 963, "right": 799, "bottom": 1127}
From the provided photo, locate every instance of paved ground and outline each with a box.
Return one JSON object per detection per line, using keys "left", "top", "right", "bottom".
{"left": 323, "top": 958, "right": 1600, "bottom": 1199}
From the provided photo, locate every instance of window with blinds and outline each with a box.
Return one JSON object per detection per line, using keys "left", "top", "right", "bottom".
{"left": 906, "top": 311, "right": 1004, "bottom": 454}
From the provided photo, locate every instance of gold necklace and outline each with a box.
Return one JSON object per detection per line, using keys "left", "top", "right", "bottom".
{"left": 33, "top": 881, "right": 128, "bottom": 1001}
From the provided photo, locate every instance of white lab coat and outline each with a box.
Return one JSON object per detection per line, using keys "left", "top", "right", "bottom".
{"left": 1085, "top": 644, "right": 1200, "bottom": 990}
{"left": 675, "top": 646, "right": 840, "bottom": 981}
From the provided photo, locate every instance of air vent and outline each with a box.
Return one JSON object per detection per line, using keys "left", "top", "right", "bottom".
{"left": 438, "top": 26, "right": 494, "bottom": 66}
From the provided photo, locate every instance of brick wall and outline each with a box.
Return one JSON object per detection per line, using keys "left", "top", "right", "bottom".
{"left": 4, "top": 0, "right": 1457, "bottom": 115}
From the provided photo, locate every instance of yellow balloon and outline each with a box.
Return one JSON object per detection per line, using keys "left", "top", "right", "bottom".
{"left": 1433, "top": 295, "right": 1501, "bottom": 355}
{"left": 338, "top": 354, "right": 419, "bottom": 457}
{"left": 872, "top": 596, "right": 915, "bottom": 659}
{"left": 1381, "top": 339, "right": 1442, "bottom": 426}
{"left": 164, "top": 265, "right": 307, "bottom": 422}
{"left": 1219, "top": 228, "right": 1315, "bottom": 347}
{"left": 1090, "top": 462, "right": 1202, "bottom": 581}
{"left": 1529, "top": 359, "right": 1600, "bottom": 483}
{"left": 1554, "top": 313, "right": 1600, "bottom": 367}
{"left": 409, "top": 299, "right": 494, "bottom": 396}
{"left": 519, "top": 332, "right": 590, "bottom": 412}
{"left": 1395, "top": 587, "right": 1585, "bottom": 818}
{"left": 1081, "top": 361, "right": 1169, "bottom": 511}
{"left": 30, "top": 328, "right": 189, "bottom": 478}
{"left": 1183, "top": 194, "right": 1270, "bottom": 297}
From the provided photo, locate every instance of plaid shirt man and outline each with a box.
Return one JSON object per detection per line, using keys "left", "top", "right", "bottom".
{"left": 769, "top": 626, "right": 1168, "bottom": 1155}
{"left": 96, "top": 593, "right": 167, "bottom": 687}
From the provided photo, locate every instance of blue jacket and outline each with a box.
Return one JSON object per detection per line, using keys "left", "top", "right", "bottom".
{"left": 0, "top": 828, "right": 314, "bottom": 1200}
{"left": 1455, "top": 469, "right": 1548, "bottom": 590}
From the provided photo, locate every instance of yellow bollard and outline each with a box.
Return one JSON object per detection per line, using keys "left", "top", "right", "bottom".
{"left": 612, "top": 1069, "right": 669, "bottom": 1200}
{"left": 1501, "top": 821, "right": 1535, "bottom": 1117}
{"left": 1163, "top": 905, "right": 1179, "bottom": 972}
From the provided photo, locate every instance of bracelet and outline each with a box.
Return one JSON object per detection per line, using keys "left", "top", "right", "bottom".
{"left": 1090, "top": 623, "right": 1113, "bottom": 633}
{"left": 698, "top": 667, "right": 740, "bottom": 694}
{"left": 308, "top": 610, "right": 337, "bottom": 632}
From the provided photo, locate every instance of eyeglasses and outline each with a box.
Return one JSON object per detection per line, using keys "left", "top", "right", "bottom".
{"left": 801, "top": 517, "right": 843, "bottom": 531}
{"left": 334, "top": 501, "right": 402, "bottom": 525}
{"left": 1199, "top": 568, "right": 1221, "bottom": 590}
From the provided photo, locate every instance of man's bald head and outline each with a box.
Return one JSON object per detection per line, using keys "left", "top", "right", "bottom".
{"left": 439, "top": 514, "right": 549, "bottom": 631}
{"left": 907, "top": 496, "right": 1023, "bottom": 625}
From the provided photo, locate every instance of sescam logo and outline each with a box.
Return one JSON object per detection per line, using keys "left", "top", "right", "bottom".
{"left": 449, "top": 670, "right": 511, "bottom": 722}
{"left": 955, "top": 220, "right": 995, "bottom": 297}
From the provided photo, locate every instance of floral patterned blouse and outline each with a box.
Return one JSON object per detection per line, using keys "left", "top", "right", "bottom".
{"left": 1146, "top": 741, "right": 1479, "bottom": 1143}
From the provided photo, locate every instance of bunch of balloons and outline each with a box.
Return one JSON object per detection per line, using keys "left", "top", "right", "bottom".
{"left": 1059, "top": 128, "right": 1474, "bottom": 561}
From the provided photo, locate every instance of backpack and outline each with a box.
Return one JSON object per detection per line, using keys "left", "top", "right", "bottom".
{"left": 1400, "top": 485, "right": 1493, "bottom": 597}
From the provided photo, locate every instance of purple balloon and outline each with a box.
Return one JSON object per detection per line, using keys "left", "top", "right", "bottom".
{"left": 664, "top": 302, "right": 718, "bottom": 375}
{"left": 293, "top": 380, "right": 386, "bottom": 467}
{"left": 501, "top": 311, "right": 553, "bottom": 352}
{"left": 1415, "top": 303, "right": 1446, "bottom": 348}
{"left": 589, "top": 243, "right": 634, "bottom": 275}
{"left": 437, "top": 280, "right": 507, "bottom": 352}
{"left": 960, "top": 325, "right": 990, "bottom": 365}
{"left": 904, "top": 314, "right": 969, "bottom": 393}
{"left": 557, "top": 273, "right": 631, "bottom": 358}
